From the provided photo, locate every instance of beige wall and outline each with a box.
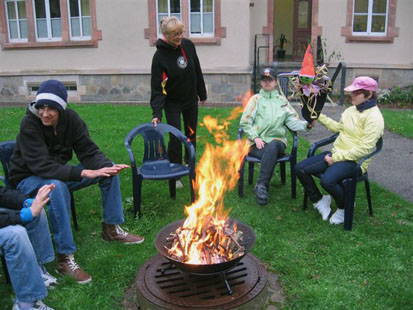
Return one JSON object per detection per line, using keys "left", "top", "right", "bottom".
{"left": 0, "top": 0, "right": 252, "bottom": 75}
{"left": 274, "top": 0, "right": 293, "bottom": 55}
{"left": 249, "top": 0, "right": 269, "bottom": 65}
{"left": 318, "top": 0, "right": 413, "bottom": 68}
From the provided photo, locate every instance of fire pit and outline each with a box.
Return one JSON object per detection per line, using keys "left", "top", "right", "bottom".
{"left": 155, "top": 218, "right": 256, "bottom": 276}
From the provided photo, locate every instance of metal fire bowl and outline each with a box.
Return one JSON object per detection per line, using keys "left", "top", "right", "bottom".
{"left": 155, "top": 218, "right": 256, "bottom": 275}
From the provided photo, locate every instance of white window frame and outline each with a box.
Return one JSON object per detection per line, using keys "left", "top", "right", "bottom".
{"left": 67, "top": 0, "right": 91, "bottom": 41}
{"left": 5, "top": 0, "right": 28, "bottom": 42}
{"left": 352, "top": 0, "right": 388, "bottom": 36}
{"left": 156, "top": 0, "right": 182, "bottom": 37}
{"left": 33, "top": 0, "right": 62, "bottom": 42}
{"left": 188, "top": 0, "right": 214, "bottom": 38}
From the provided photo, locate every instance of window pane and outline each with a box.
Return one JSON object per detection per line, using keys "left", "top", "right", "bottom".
{"left": 353, "top": 15, "right": 367, "bottom": 32}
{"left": 171, "top": 13, "right": 181, "bottom": 19}
{"left": 190, "top": 13, "right": 201, "bottom": 33}
{"left": 371, "top": 15, "right": 386, "bottom": 32}
{"left": 70, "top": 0, "right": 80, "bottom": 17}
{"left": 81, "top": 0, "right": 90, "bottom": 16}
{"left": 7, "top": 2, "right": 16, "bottom": 19}
{"left": 82, "top": 16, "right": 91, "bottom": 36}
{"left": 51, "top": 18, "right": 62, "bottom": 37}
{"left": 50, "top": 0, "right": 61, "bottom": 18}
{"left": 354, "top": 0, "right": 368, "bottom": 13}
{"left": 17, "top": 1, "right": 26, "bottom": 18}
{"left": 158, "top": 0, "right": 167, "bottom": 13}
{"left": 298, "top": 0, "right": 308, "bottom": 28}
{"left": 170, "top": 0, "right": 180, "bottom": 14}
{"left": 19, "top": 19, "right": 27, "bottom": 38}
{"left": 203, "top": 13, "right": 213, "bottom": 33}
{"left": 191, "top": 0, "right": 200, "bottom": 12}
{"left": 373, "top": 0, "right": 387, "bottom": 13}
{"left": 9, "top": 20, "right": 18, "bottom": 38}
{"left": 203, "top": 0, "right": 213, "bottom": 12}
{"left": 34, "top": 0, "right": 46, "bottom": 18}
{"left": 71, "top": 17, "right": 81, "bottom": 36}
{"left": 36, "top": 19, "right": 48, "bottom": 37}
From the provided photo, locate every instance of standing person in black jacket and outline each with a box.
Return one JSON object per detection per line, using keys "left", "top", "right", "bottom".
{"left": 150, "top": 16, "right": 207, "bottom": 186}
{"left": 1, "top": 184, "right": 57, "bottom": 310}
{"left": 9, "top": 80, "right": 144, "bottom": 285}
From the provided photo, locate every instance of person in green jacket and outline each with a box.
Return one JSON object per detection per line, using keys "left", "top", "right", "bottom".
{"left": 240, "top": 68, "right": 313, "bottom": 205}
{"left": 295, "top": 76, "right": 384, "bottom": 224}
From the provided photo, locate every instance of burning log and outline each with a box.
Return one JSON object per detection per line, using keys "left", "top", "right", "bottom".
{"left": 167, "top": 220, "right": 245, "bottom": 265}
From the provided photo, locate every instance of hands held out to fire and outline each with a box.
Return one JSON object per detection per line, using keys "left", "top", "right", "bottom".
{"left": 80, "top": 164, "right": 130, "bottom": 179}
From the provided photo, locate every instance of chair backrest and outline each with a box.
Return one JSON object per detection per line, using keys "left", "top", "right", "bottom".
{"left": 125, "top": 123, "right": 195, "bottom": 167}
{"left": 358, "top": 136, "right": 383, "bottom": 169}
{"left": 0, "top": 140, "right": 16, "bottom": 188}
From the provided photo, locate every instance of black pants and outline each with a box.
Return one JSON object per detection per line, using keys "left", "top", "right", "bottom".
{"left": 164, "top": 104, "right": 198, "bottom": 164}
{"left": 249, "top": 140, "right": 286, "bottom": 187}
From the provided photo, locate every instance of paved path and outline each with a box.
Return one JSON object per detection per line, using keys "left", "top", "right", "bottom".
{"left": 297, "top": 104, "right": 413, "bottom": 203}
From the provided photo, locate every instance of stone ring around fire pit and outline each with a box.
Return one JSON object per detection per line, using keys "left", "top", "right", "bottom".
{"left": 155, "top": 218, "right": 256, "bottom": 276}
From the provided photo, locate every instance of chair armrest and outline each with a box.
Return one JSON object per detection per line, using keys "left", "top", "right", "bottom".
{"left": 357, "top": 137, "right": 383, "bottom": 170}
{"left": 289, "top": 130, "right": 298, "bottom": 159}
{"left": 307, "top": 133, "right": 339, "bottom": 158}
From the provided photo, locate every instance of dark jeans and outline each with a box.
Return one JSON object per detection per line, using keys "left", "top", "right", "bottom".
{"left": 295, "top": 151, "right": 360, "bottom": 209}
{"left": 164, "top": 104, "right": 198, "bottom": 165}
{"left": 249, "top": 140, "right": 286, "bottom": 187}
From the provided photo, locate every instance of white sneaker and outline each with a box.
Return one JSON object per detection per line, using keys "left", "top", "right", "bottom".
{"left": 329, "top": 209, "right": 345, "bottom": 225}
{"left": 39, "top": 265, "right": 57, "bottom": 289}
{"left": 176, "top": 180, "right": 184, "bottom": 189}
{"left": 13, "top": 300, "right": 55, "bottom": 310}
{"left": 313, "top": 195, "right": 331, "bottom": 221}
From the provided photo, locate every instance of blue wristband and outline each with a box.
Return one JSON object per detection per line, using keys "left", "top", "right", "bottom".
{"left": 23, "top": 198, "right": 34, "bottom": 209}
{"left": 20, "top": 207, "right": 34, "bottom": 223}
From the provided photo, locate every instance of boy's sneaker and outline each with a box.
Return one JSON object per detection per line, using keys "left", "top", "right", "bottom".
{"left": 56, "top": 254, "right": 92, "bottom": 284}
{"left": 12, "top": 300, "right": 54, "bottom": 310}
{"left": 39, "top": 265, "right": 57, "bottom": 289}
{"left": 313, "top": 195, "right": 331, "bottom": 221}
{"left": 329, "top": 208, "right": 345, "bottom": 225}
{"left": 176, "top": 180, "right": 184, "bottom": 189}
{"left": 254, "top": 183, "right": 268, "bottom": 205}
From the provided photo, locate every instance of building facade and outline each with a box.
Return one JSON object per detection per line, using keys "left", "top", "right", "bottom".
{"left": 0, "top": 0, "right": 412, "bottom": 104}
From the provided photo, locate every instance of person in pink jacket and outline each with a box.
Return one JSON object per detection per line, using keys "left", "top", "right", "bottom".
{"left": 295, "top": 76, "right": 384, "bottom": 225}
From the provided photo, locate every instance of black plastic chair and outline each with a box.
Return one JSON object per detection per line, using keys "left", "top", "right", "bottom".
{"left": 124, "top": 123, "right": 196, "bottom": 218}
{"left": 302, "top": 133, "right": 383, "bottom": 231}
{"left": 237, "top": 128, "right": 298, "bottom": 199}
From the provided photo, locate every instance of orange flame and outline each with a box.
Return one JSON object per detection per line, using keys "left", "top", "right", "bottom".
{"left": 168, "top": 104, "right": 251, "bottom": 264}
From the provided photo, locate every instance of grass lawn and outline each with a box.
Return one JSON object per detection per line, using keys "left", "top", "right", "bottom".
{"left": 381, "top": 108, "right": 413, "bottom": 139}
{"left": 1, "top": 104, "right": 412, "bottom": 310}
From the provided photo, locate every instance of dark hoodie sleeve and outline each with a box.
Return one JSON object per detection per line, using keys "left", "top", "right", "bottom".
{"left": 0, "top": 186, "right": 25, "bottom": 228}
{"left": 150, "top": 52, "right": 166, "bottom": 119}
{"left": 70, "top": 112, "right": 112, "bottom": 170}
{"left": 16, "top": 116, "right": 82, "bottom": 182}
{"left": 190, "top": 41, "right": 207, "bottom": 101}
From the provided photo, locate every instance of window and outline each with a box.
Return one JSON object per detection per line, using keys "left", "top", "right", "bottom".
{"left": 33, "top": 0, "right": 62, "bottom": 41}
{"left": 341, "top": 0, "right": 398, "bottom": 43}
{"left": 5, "top": 0, "right": 27, "bottom": 42}
{"left": 68, "top": 0, "right": 91, "bottom": 39}
{"left": 352, "top": 0, "right": 387, "bottom": 36}
{"left": 145, "top": 0, "right": 225, "bottom": 45}
{"left": 156, "top": 0, "right": 181, "bottom": 35}
{"left": 189, "top": 0, "right": 213, "bottom": 36}
{"left": 0, "top": 0, "right": 101, "bottom": 49}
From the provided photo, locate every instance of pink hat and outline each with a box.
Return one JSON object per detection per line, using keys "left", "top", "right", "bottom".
{"left": 344, "top": 76, "right": 378, "bottom": 92}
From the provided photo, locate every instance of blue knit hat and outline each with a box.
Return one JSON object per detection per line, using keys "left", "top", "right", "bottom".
{"left": 35, "top": 80, "right": 67, "bottom": 111}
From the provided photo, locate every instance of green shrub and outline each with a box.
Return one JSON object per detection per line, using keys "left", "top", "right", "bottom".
{"left": 378, "top": 85, "right": 413, "bottom": 107}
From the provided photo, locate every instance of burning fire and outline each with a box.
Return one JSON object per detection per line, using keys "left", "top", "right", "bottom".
{"left": 167, "top": 94, "right": 252, "bottom": 264}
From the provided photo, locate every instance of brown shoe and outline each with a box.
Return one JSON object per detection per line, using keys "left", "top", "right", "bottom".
{"left": 102, "top": 223, "right": 145, "bottom": 244}
{"left": 56, "top": 254, "right": 92, "bottom": 284}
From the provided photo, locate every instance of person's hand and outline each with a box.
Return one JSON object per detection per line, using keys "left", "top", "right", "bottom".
{"left": 307, "top": 120, "right": 317, "bottom": 129}
{"left": 152, "top": 118, "right": 160, "bottom": 127}
{"left": 81, "top": 164, "right": 130, "bottom": 179}
{"left": 200, "top": 100, "right": 206, "bottom": 106}
{"left": 324, "top": 154, "right": 334, "bottom": 166}
{"left": 30, "top": 184, "right": 55, "bottom": 217}
{"left": 254, "top": 137, "right": 265, "bottom": 150}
